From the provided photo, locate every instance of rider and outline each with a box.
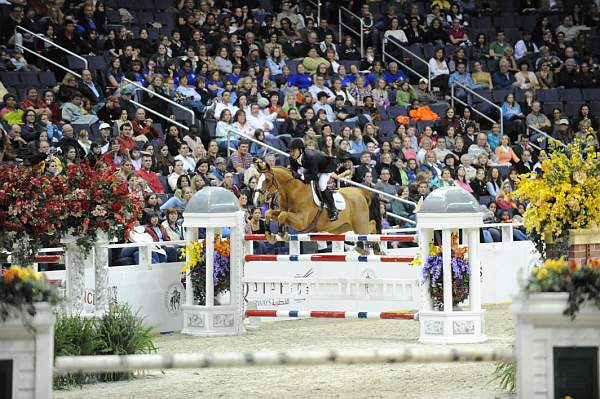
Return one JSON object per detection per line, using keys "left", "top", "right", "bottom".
{"left": 289, "top": 138, "right": 339, "bottom": 221}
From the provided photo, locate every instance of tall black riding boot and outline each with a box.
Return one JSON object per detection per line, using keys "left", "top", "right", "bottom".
{"left": 321, "top": 188, "right": 339, "bottom": 221}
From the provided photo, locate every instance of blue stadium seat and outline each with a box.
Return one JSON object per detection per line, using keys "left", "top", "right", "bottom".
{"left": 559, "top": 88, "right": 582, "bottom": 102}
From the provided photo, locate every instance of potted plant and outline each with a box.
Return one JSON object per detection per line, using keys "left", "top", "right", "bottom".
{"left": 0, "top": 165, "right": 70, "bottom": 266}
{"left": 524, "top": 257, "right": 600, "bottom": 319}
{"left": 421, "top": 232, "right": 470, "bottom": 310}
{"left": 181, "top": 236, "right": 231, "bottom": 305}
{"left": 513, "top": 141, "right": 600, "bottom": 260}
{"left": 0, "top": 266, "right": 59, "bottom": 397}
{"left": 0, "top": 265, "right": 60, "bottom": 326}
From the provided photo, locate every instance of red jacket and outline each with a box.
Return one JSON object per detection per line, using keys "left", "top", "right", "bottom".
{"left": 137, "top": 168, "right": 165, "bottom": 194}
{"left": 117, "top": 134, "right": 135, "bottom": 152}
{"left": 144, "top": 225, "right": 170, "bottom": 242}
{"left": 132, "top": 119, "right": 160, "bottom": 139}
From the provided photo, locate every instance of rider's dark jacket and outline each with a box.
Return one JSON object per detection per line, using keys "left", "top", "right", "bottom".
{"left": 290, "top": 149, "right": 337, "bottom": 182}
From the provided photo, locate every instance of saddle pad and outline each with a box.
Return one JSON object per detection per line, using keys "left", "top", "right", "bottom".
{"left": 310, "top": 181, "right": 346, "bottom": 210}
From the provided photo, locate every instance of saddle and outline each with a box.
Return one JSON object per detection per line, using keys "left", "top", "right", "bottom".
{"left": 309, "top": 181, "right": 347, "bottom": 210}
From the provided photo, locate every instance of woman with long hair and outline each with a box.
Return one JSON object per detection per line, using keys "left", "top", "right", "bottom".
{"left": 428, "top": 48, "right": 450, "bottom": 94}
{"left": 152, "top": 144, "right": 173, "bottom": 176}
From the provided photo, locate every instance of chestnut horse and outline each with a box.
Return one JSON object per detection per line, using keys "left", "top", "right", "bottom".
{"left": 253, "top": 162, "right": 381, "bottom": 247}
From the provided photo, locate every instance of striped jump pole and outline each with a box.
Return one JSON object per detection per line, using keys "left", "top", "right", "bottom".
{"left": 54, "top": 347, "right": 514, "bottom": 374}
{"left": 245, "top": 310, "right": 416, "bottom": 320}
{"left": 244, "top": 254, "right": 415, "bottom": 263}
{"left": 244, "top": 233, "right": 417, "bottom": 243}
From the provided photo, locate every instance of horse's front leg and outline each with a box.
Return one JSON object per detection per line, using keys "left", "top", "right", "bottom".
{"left": 265, "top": 209, "right": 280, "bottom": 225}
{"left": 265, "top": 209, "right": 281, "bottom": 244}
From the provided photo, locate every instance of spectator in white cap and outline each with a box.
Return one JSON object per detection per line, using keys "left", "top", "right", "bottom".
{"left": 414, "top": 77, "right": 438, "bottom": 104}
{"left": 554, "top": 118, "right": 574, "bottom": 144}
{"left": 98, "top": 122, "right": 112, "bottom": 153}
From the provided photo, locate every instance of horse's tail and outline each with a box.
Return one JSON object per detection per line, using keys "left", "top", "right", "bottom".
{"left": 368, "top": 191, "right": 382, "bottom": 234}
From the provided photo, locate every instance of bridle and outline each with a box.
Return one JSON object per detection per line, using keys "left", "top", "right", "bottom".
{"left": 256, "top": 170, "right": 280, "bottom": 206}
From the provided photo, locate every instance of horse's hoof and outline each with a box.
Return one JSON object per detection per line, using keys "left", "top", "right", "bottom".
{"left": 277, "top": 232, "right": 289, "bottom": 241}
{"left": 265, "top": 232, "right": 277, "bottom": 245}
{"left": 356, "top": 246, "right": 368, "bottom": 255}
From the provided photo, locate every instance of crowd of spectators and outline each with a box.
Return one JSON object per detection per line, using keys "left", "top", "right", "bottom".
{"left": 0, "top": 0, "right": 599, "bottom": 259}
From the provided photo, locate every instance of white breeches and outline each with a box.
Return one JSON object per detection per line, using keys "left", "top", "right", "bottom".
{"left": 318, "top": 173, "right": 331, "bottom": 191}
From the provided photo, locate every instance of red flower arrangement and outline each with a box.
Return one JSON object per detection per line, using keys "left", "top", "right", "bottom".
{"left": 61, "top": 164, "right": 142, "bottom": 254}
{"left": 0, "top": 164, "right": 142, "bottom": 265}
{"left": 0, "top": 165, "right": 70, "bottom": 265}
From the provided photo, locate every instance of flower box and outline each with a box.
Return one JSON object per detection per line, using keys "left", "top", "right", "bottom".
{"left": 546, "top": 228, "right": 600, "bottom": 265}
{"left": 0, "top": 302, "right": 54, "bottom": 399}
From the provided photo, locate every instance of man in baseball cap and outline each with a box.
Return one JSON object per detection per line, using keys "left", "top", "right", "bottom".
{"left": 98, "top": 122, "right": 113, "bottom": 153}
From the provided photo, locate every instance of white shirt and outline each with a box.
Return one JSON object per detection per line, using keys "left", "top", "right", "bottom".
{"left": 175, "top": 154, "right": 196, "bottom": 172}
{"left": 429, "top": 58, "right": 450, "bottom": 77}
{"left": 246, "top": 112, "right": 274, "bottom": 132}
{"left": 313, "top": 102, "right": 336, "bottom": 122}
{"left": 214, "top": 102, "right": 238, "bottom": 120}
{"left": 514, "top": 39, "right": 539, "bottom": 60}
{"left": 308, "top": 84, "right": 335, "bottom": 102}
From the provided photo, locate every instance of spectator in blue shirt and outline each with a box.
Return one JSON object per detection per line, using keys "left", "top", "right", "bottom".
{"left": 492, "top": 60, "right": 516, "bottom": 89}
{"left": 288, "top": 63, "right": 313, "bottom": 91}
{"left": 383, "top": 62, "right": 408, "bottom": 87}
{"left": 366, "top": 61, "right": 385, "bottom": 86}
{"left": 226, "top": 64, "right": 243, "bottom": 85}
{"left": 500, "top": 92, "right": 525, "bottom": 141}
{"left": 177, "top": 60, "right": 197, "bottom": 86}
{"left": 448, "top": 62, "right": 484, "bottom": 105}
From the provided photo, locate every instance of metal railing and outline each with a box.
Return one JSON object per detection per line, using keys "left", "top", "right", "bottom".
{"left": 130, "top": 99, "right": 190, "bottom": 131}
{"left": 17, "top": 26, "right": 88, "bottom": 70}
{"left": 526, "top": 124, "right": 569, "bottom": 150}
{"left": 338, "top": 7, "right": 365, "bottom": 58}
{"left": 306, "top": 0, "right": 322, "bottom": 23}
{"left": 226, "top": 128, "right": 290, "bottom": 158}
{"left": 123, "top": 78, "right": 195, "bottom": 125}
{"left": 382, "top": 36, "right": 431, "bottom": 92}
{"left": 450, "top": 83, "right": 503, "bottom": 133}
{"left": 15, "top": 44, "right": 81, "bottom": 78}
{"left": 386, "top": 211, "right": 417, "bottom": 226}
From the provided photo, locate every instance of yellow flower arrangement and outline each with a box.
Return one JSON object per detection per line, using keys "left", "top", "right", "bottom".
{"left": 180, "top": 240, "right": 204, "bottom": 274}
{"left": 514, "top": 142, "right": 600, "bottom": 240}
{"left": 3, "top": 265, "right": 42, "bottom": 282}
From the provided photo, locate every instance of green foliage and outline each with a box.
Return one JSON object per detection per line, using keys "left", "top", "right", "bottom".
{"left": 53, "top": 304, "right": 157, "bottom": 389}
{"left": 492, "top": 360, "right": 516, "bottom": 394}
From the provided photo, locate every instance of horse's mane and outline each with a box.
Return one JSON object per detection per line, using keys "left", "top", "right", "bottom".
{"left": 270, "top": 166, "right": 294, "bottom": 182}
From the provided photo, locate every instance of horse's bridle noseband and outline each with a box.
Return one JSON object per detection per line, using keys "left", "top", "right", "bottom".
{"left": 257, "top": 171, "right": 280, "bottom": 206}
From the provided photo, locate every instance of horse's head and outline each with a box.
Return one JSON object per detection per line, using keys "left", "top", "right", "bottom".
{"left": 253, "top": 160, "right": 278, "bottom": 208}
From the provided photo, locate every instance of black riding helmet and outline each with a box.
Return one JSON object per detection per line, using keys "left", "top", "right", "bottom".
{"left": 289, "top": 138, "right": 305, "bottom": 152}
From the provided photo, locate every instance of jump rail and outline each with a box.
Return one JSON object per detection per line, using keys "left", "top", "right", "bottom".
{"left": 244, "top": 254, "right": 415, "bottom": 263}
{"left": 54, "top": 347, "right": 514, "bottom": 374}
{"left": 244, "top": 233, "right": 416, "bottom": 242}
{"left": 244, "top": 309, "right": 416, "bottom": 319}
